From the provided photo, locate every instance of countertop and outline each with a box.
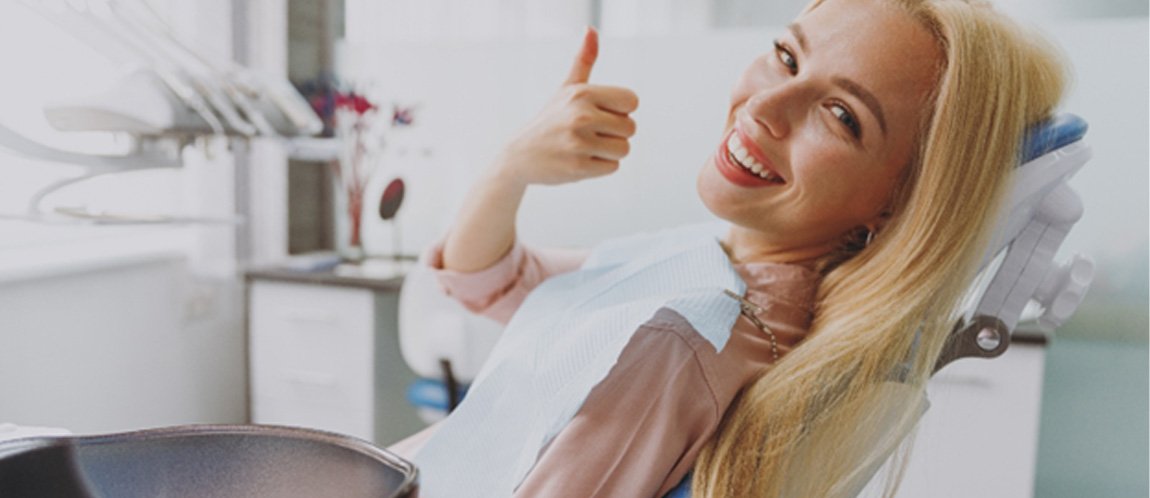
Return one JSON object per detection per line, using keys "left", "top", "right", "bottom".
{"left": 244, "top": 253, "right": 417, "bottom": 292}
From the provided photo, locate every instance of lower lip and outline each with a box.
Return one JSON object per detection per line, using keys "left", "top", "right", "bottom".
{"left": 713, "top": 133, "right": 779, "bottom": 188}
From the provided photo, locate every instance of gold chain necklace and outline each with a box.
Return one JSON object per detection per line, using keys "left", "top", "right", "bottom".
{"left": 724, "top": 289, "right": 779, "bottom": 363}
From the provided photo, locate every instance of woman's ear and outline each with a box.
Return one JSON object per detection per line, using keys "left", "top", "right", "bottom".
{"left": 865, "top": 211, "right": 892, "bottom": 236}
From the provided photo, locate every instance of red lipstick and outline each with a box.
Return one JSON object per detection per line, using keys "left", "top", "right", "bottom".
{"left": 714, "top": 130, "right": 782, "bottom": 188}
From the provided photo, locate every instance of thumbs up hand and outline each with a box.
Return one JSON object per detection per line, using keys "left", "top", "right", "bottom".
{"left": 495, "top": 27, "right": 639, "bottom": 187}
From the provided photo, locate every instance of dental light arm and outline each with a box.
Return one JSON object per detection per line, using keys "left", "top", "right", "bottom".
{"left": 24, "top": 0, "right": 322, "bottom": 138}
{"left": 109, "top": 0, "right": 322, "bottom": 137}
{"left": 3, "top": 0, "right": 323, "bottom": 223}
{"left": 22, "top": 0, "right": 229, "bottom": 135}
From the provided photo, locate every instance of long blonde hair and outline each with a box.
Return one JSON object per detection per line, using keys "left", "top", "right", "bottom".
{"left": 693, "top": 1, "right": 1068, "bottom": 496}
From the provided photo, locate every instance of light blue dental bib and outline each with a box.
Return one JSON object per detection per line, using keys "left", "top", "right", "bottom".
{"left": 414, "top": 223, "right": 745, "bottom": 497}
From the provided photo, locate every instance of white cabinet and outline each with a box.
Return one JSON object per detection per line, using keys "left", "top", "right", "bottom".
{"left": 859, "top": 339, "right": 1049, "bottom": 498}
{"left": 247, "top": 276, "right": 424, "bottom": 446}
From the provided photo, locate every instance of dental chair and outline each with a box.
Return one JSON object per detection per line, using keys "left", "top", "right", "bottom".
{"left": 399, "top": 263, "right": 504, "bottom": 422}
{"left": 396, "top": 113, "right": 1093, "bottom": 497}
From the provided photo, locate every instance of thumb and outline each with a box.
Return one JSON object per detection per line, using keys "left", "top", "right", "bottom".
{"left": 563, "top": 26, "right": 599, "bottom": 85}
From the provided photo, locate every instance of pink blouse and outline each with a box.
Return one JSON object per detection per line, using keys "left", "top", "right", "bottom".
{"left": 400, "top": 240, "right": 820, "bottom": 497}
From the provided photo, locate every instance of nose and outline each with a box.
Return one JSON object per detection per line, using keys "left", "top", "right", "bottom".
{"left": 743, "top": 80, "right": 807, "bottom": 139}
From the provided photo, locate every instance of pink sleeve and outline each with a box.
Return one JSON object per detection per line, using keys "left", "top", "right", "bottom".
{"left": 511, "top": 323, "right": 721, "bottom": 498}
{"left": 423, "top": 240, "right": 589, "bottom": 325}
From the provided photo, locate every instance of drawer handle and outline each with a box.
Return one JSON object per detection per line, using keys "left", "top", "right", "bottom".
{"left": 283, "top": 370, "right": 337, "bottom": 387}
{"left": 281, "top": 310, "right": 338, "bottom": 325}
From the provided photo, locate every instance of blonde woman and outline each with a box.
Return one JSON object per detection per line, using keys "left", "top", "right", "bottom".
{"left": 392, "top": 0, "right": 1068, "bottom": 496}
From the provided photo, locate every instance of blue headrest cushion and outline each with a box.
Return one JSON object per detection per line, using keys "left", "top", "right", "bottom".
{"left": 1021, "top": 113, "right": 1088, "bottom": 163}
{"left": 407, "top": 378, "right": 470, "bottom": 412}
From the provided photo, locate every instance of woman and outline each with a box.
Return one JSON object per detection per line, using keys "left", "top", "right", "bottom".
{"left": 394, "top": 0, "right": 1067, "bottom": 496}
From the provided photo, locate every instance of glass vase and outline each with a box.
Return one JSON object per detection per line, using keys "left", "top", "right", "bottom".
{"left": 332, "top": 180, "right": 365, "bottom": 263}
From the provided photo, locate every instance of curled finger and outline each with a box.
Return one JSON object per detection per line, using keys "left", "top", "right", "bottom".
{"left": 588, "top": 135, "right": 631, "bottom": 161}
{"left": 591, "top": 86, "right": 640, "bottom": 115}
{"left": 582, "top": 157, "right": 621, "bottom": 177}
{"left": 595, "top": 112, "right": 636, "bottom": 139}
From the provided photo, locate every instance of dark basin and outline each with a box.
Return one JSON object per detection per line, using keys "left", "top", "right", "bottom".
{"left": 0, "top": 424, "right": 418, "bottom": 497}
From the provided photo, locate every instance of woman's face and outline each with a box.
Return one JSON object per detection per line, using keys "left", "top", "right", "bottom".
{"left": 697, "top": 0, "right": 943, "bottom": 263}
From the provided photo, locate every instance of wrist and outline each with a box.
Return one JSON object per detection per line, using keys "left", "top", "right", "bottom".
{"left": 486, "top": 151, "right": 531, "bottom": 193}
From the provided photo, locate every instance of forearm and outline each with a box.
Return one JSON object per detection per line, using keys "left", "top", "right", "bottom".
{"left": 441, "top": 157, "right": 527, "bottom": 273}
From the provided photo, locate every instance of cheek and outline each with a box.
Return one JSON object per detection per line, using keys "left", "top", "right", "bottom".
{"left": 837, "top": 174, "right": 900, "bottom": 222}
{"left": 795, "top": 148, "right": 897, "bottom": 220}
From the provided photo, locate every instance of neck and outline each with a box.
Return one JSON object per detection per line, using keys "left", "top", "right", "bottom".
{"left": 721, "top": 225, "right": 834, "bottom": 267}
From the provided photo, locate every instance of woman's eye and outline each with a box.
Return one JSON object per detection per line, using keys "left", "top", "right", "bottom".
{"left": 774, "top": 42, "right": 798, "bottom": 74}
{"left": 830, "top": 104, "right": 861, "bottom": 139}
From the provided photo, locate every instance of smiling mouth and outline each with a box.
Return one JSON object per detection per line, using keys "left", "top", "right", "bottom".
{"left": 725, "top": 133, "right": 785, "bottom": 184}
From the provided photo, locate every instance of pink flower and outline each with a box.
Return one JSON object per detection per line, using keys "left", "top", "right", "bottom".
{"left": 335, "top": 92, "right": 377, "bottom": 115}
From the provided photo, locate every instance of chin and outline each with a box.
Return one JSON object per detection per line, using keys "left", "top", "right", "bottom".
{"left": 696, "top": 159, "right": 738, "bottom": 222}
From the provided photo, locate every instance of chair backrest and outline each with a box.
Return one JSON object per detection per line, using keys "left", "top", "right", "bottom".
{"left": 936, "top": 113, "right": 1092, "bottom": 371}
{"left": 397, "top": 260, "right": 503, "bottom": 384}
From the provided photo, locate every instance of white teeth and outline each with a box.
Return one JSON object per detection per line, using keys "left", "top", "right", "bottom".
{"left": 726, "top": 134, "right": 780, "bottom": 182}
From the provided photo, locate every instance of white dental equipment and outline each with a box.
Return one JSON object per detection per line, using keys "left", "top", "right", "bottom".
{"left": 396, "top": 113, "right": 1094, "bottom": 498}
{"left": 933, "top": 113, "right": 1093, "bottom": 372}
{"left": 1, "top": 0, "right": 323, "bottom": 224}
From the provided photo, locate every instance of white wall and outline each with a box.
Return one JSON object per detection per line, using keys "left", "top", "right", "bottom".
{"left": 1048, "top": 18, "right": 1149, "bottom": 343}
{"left": 0, "top": 257, "right": 245, "bottom": 434}
{"left": 346, "top": 0, "right": 590, "bottom": 44}
{"left": 0, "top": 0, "right": 251, "bottom": 432}
{"left": 340, "top": 31, "right": 765, "bottom": 255}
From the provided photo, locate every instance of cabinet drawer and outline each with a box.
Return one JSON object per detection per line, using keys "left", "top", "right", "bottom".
{"left": 252, "top": 364, "right": 371, "bottom": 406}
{"left": 252, "top": 395, "right": 372, "bottom": 441}
{"left": 249, "top": 281, "right": 374, "bottom": 408}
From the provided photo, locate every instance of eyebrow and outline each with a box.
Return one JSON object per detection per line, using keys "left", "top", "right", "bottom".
{"left": 787, "top": 23, "right": 808, "bottom": 52}
{"left": 833, "top": 77, "right": 888, "bottom": 136}
{"left": 787, "top": 22, "right": 889, "bottom": 137}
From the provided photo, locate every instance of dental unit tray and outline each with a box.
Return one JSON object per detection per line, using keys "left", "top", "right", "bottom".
{"left": 1, "top": 0, "right": 324, "bottom": 224}
{"left": 0, "top": 424, "right": 418, "bottom": 498}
